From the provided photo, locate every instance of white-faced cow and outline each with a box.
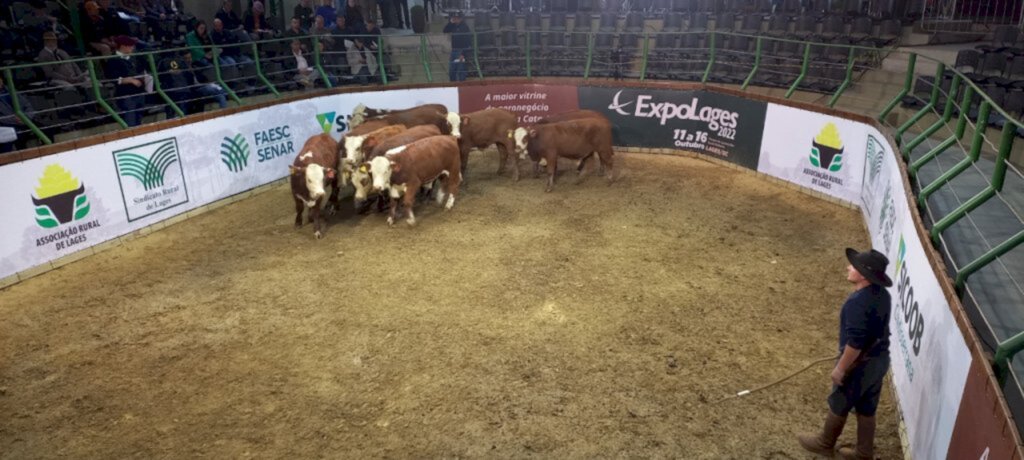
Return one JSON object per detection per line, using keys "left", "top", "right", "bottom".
{"left": 446, "top": 108, "right": 518, "bottom": 182}
{"left": 340, "top": 124, "right": 407, "bottom": 185}
{"left": 290, "top": 133, "right": 341, "bottom": 239}
{"left": 368, "top": 135, "right": 461, "bottom": 227}
{"left": 512, "top": 118, "right": 615, "bottom": 192}
{"left": 344, "top": 105, "right": 457, "bottom": 163}
{"left": 351, "top": 124, "right": 443, "bottom": 209}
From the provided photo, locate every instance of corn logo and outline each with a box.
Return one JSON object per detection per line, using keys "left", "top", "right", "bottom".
{"left": 31, "top": 164, "right": 90, "bottom": 228}
{"left": 810, "top": 123, "right": 844, "bottom": 172}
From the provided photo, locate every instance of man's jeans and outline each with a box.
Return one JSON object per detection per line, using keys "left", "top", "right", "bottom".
{"left": 449, "top": 48, "right": 467, "bottom": 82}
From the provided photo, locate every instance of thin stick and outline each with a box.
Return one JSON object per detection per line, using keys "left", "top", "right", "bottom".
{"left": 714, "top": 355, "right": 837, "bottom": 404}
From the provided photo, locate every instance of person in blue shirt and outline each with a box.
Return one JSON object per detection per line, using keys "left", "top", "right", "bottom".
{"left": 798, "top": 247, "right": 892, "bottom": 460}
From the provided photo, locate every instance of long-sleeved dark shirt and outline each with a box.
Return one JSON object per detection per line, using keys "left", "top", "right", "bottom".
{"left": 443, "top": 21, "right": 472, "bottom": 50}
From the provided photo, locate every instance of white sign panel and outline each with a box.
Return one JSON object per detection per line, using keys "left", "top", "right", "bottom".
{"left": 0, "top": 88, "right": 459, "bottom": 281}
{"left": 757, "top": 103, "right": 867, "bottom": 204}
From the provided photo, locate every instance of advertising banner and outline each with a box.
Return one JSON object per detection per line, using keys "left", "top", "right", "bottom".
{"left": 0, "top": 88, "right": 459, "bottom": 281}
{"left": 457, "top": 84, "right": 579, "bottom": 124}
{"left": 758, "top": 104, "right": 867, "bottom": 204}
{"left": 576, "top": 86, "right": 767, "bottom": 169}
{"left": 853, "top": 123, "right": 970, "bottom": 459}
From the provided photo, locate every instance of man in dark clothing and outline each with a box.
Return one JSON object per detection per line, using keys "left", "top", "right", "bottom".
{"left": 283, "top": 16, "right": 309, "bottom": 51}
{"left": 443, "top": 11, "right": 471, "bottom": 82}
{"left": 797, "top": 248, "right": 892, "bottom": 460}
{"left": 294, "top": 0, "right": 315, "bottom": 28}
{"left": 159, "top": 50, "right": 227, "bottom": 118}
{"left": 215, "top": 0, "right": 247, "bottom": 41}
{"left": 105, "top": 35, "right": 149, "bottom": 127}
{"left": 394, "top": 0, "right": 409, "bottom": 29}
{"left": 0, "top": 78, "right": 38, "bottom": 153}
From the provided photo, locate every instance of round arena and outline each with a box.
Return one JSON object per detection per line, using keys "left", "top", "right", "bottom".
{"left": 3, "top": 3, "right": 1022, "bottom": 458}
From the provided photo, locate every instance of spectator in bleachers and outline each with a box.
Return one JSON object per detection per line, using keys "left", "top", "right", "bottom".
{"left": 215, "top": 0, "right": 245, "bottom": 34}
{"left": 0, "top": 78, "right": 37, "bottom": 153}
{"left": 392, "top": 0, "right": 409, "bottom": 29}
{"left": 158, "top": 48, "right": 227, "bottom": 118}
{"left": 344, "top": 0, "right": 364, "bottom": 30}
{"left": 243, "top": 1, "right": 276, "bottom": 41}
{"left": 362, "top": 18, "right": 380, "bottom": 50}
{"left": 283, "top": 16, "right": 308, "bottom": 50}
{"left": 22, "top": 1, "right": 58, "bottom": 34}
{"left": 118, "top": 0, "right": 146, "bottom": 24}
{"left": 316, "top": 0, "right": 338, "bottom": 29}
{"left": 289, "top": 39, "right": 319, "bottom": 89}
{"left": 185, "top": 20, "right": 217, "bottom": 67}
{"left": 159, "top": 0, "right": 194, "bottom": 33}
{"left": 142, "top": 0, "right": 173, "bottom": 43}
{"left": 105, "top": 35, "right": 152, "bottom": 127}
{"left": 211, "top": 17, "right": 252, "bottom": 67}
{"left": 443, "top": 11, "right": 470, "bottom": 82}
{"left": 98, "top": 0, "right": 134, "bottom": 33}
{"left": 310, "top": 14, "right": 332, "bottom": 44}
{"left": 82, "top": 0, "right": 115, "bottom": 55}
{"left": 346, "top": 38, "right": 376, "bottom": 85}
{"left": 37, "top": 31, "right": 90, "bottom": 88}
{"left": 294, "top": 0, "right": 315, "bottom": 29}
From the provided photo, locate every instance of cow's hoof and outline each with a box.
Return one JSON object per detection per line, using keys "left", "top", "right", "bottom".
{"left": 314, "top": 231, "right": 323, "bottom": 239}
{"left": 326, "top": 207, "right": 337, "bottom": 216}
{"left": 406, "top": 218, "right": 416, "bottom": 227}
{"left": 544, "top": 187, "right": 553, "bottom": 193}
{"left": 387, "top": 216, "right": 395, "bottom": 226}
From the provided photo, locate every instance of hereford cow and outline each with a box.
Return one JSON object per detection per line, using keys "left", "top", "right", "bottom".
{"left": 350, "top": 124, "right": 443, "bottom": 208}
{"left": 512, "top": 118, "right": 615, "bottom": 192}
{"left": 290, "top": 134, "right": 341, "bottom": 239}
{"left": 344, "top": 105, "right": 458, "bottom": 162}
{"left": 350, "top": 103, "right": 449, "bottom": 127}
{"left": 368, "top": 135, "right": 462, "bottom": 226}
{"left": 340, "top": 124, "right": 407, "bottom": 185}
{"left": 446, "top": 108, "right": 518, "bottom": 182}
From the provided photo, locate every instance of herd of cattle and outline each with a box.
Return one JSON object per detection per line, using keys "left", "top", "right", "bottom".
{"left": 289, "top": 103, "right": 617, "bottom": 238}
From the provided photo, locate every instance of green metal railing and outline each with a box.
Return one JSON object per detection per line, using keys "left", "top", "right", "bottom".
{"left": 3, "top": 33, "right": 1023, "bottom": 383}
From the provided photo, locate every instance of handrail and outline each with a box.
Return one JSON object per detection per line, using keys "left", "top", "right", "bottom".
{"left": 312, "top": 36, "right": 333, "bottom": 89}
{"left": 827, "top": 46, "right": 856, "bottom": 108}
{"left": 85, "top": 60, "right": 127, "bottom": 128}
{"left": 701, "top": 32, "right": 715, "bottom": 84}
{"left": 909, "top": 81, "right": 971, "bottom": 180}
{"left": 419, "top": 35, "right": 433, "bottom": 83}
{"left": 378, "top": 35, "right": 389, "bottom": 85}
{"left": 904, "top": 70, "right": 960, "bottom": 154}
{"left": 896, "top": 62, "right": 944, "bottom": 152}
{"left": 250, "top": 42, "right": 279, "bottom": 96}
{"left": 639, "top": 32, "right": 650, "bottom": 81}
{"left": 145, "top": 53, "right": 185, "bottom": 119}
{"left": 785, "top": 42, "right": 812, "bottom": 99}
{"left": 741, "top": 36, "right": 762, "bottom": 91}
{"left": 919, "top": 99, "right": 989, "bottom": 208}
{"left": 879, "top": 53, "right": 916, "bottom": 123}
{"left": 526, "top": 32, "right": 532, "bottom": 79}
{"left": 584, "top": 33, "right": 595, "bottom": 80}
{"left": 210, "top": 48, "right": 242, "bottom": 105}
{"left": 2, "top": 69, "right": 51, "bottom": 145}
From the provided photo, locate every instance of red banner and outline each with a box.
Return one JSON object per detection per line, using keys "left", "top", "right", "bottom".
{"left": 458, "top": 84, "right": 579, "bottom": 125}
{"left": 947, "top": 358, "right": 1021, "bottom": 459}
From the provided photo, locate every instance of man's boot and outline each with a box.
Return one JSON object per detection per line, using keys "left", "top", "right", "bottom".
{"left": 838, "top": 415, "right": 876, "bottom": 459}
{"left": 797, "top": 411, "right": 847, "bottom": 456}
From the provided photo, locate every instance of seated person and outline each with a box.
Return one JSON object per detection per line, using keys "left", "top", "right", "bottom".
{"left": 37, "top": 31, "right": 90, "bottom": 88}
{"left": 82, "top": 0, "right": 115, "bottom": 55}
{"left": 0, "top": 78, "right": 39, "bottom": 153}
{"left": 243, "top": 1, "right": 276, "bottom": 41}
{"left": 290, "top": 39, "right": 319, "bottom": 89}
{"left": 283, "top": 16, "right": 309, "bottom": 51}
{"left": 211, "top": 18, "right": 253, "bottom": 67}
{"left": 158, "top": 49, "right": 227, "bottom": 118}
{"left": 104, "top": 35, "right": 153, "bottom": 127}
{"left": 346, "top": 38, "right": 377, "bottom": 85}
{"left": 315, "top": 0, "right": 337, "bottom": 29}
{"left": 185, "top": 20, "right": 217, "bottom": 67}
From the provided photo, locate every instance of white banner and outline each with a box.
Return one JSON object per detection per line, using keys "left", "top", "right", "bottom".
{"left": 757, "top": 104, "right": 867, "bottom": 204}
{"left": 0, "top": 88, "right": 459, "bottom": 281}
{"left": 862, "top": 127, "right": 971, "bottom": 460}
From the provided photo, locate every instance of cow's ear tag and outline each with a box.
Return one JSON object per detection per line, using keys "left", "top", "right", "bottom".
{"left": 359, "top": 165, "right": 368, "bottom": 173}
{"left": 507, "top": 130, "right": 514, "bottom": 139}
{"left": 326, "top": 169, "right": 336, "bottom": 179}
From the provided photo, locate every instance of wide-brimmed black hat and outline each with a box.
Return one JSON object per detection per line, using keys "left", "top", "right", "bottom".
{"left": 846, "top": 247, "right": 892, "bottom": 287}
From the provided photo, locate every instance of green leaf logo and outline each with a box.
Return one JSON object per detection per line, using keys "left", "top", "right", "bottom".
{"left": 115, "top": 140, "right": 179, "bottom": 191}
{"left": 810, "top": 146, "right": 821, "bottom": 168}
{"left": 895, "top": 235, "right": 906, "bottom": 275}
{"left": 316, "top": 112, "right": 336, "bottom": 134}
{"left": 31, "top": 164, "right": 90, "bottom": 228}
{"left": 829, "top": 154, "right": 843, "bottom": 172}
{"left": 220, "top": 134, "right": 251, "bottom": 173}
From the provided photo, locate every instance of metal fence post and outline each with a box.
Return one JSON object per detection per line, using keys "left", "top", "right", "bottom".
{"left": 701, "top": 32, "right": 715, "bottom": 83}
{"left": 827, "top": 46, "right": 856, "bottom": 107}
{"left": 312, "top": 36, "right": 333, "bottom": 89}
{"left": 741, "top": 36, "right": 762, "bottom": 90}
{"left": 250, "top": 42, "right": 280, "bottom": 96}
{"left": 639, "top": 32, "right": 650, "bottom": 81}
{"left": 2, "top": 68, "right": 52, "bottom": 145}
{"left": 145, "top": 53, "right": 185, "bottom": 118}
{"left": 86, "top": 60, "right": 127, "bottom": 128}
{"left": 210, "top": 45, "right": 242, "bottom": 104}
{"left": 785, "top": 42, "right": 812, "bottom": 99}
{"left": 420, "top": 34, "right": 433, "bottom": 83}
{"left": 879, "top": 53, "right": 917, "bottom": 123}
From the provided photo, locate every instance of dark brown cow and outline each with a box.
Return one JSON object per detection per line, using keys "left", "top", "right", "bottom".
{"left": 514, "top": 118, "right": 615, "bottom": 192}
{"left": 289, "top": 134, "right": 341, "bottom": 239}
{"left": 450, "top": 108, "right": 518, "bottom": 181}
{"left": 368, "top": 135, "right": 461, "bottom": 226}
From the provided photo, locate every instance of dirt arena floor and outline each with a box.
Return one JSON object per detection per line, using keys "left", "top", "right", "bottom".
{"left": 0, "top": 152, "right": 902, "bottom": 459}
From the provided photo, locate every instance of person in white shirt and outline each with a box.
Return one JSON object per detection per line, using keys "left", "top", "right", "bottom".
{"left": 291, "top": 39, "right": 320, "bottom": 89}
{"left": 346, "top": 38, "right": 377, "bottom": 85}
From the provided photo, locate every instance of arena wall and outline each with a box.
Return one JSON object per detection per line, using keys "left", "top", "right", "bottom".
{"left": 0, "top": 81, "right": 1019, "bottom": 459}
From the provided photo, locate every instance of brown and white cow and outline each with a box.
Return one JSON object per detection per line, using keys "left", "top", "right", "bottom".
{"left": 367, "top": 135, "right": 461, "bottom": 226}
{"left": 344, "top": 105, "right": 458, "bottom": 162}
{"left": 351, "top": 124, "right": 443, "bottom": 207}
{"left": 350, "top": 103, "right": 449, "bottom": 128}
{"left": 446, "top": 108, "right": 518, "bottom": 182}
{"left": 290, "top": 133, "right": 341, "bottom": 239}
{"left": 512, "top": 118, "right": 615, "bottom": 192}
{"left": 340, "top": 124, "right": 407, "bottom": 185}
